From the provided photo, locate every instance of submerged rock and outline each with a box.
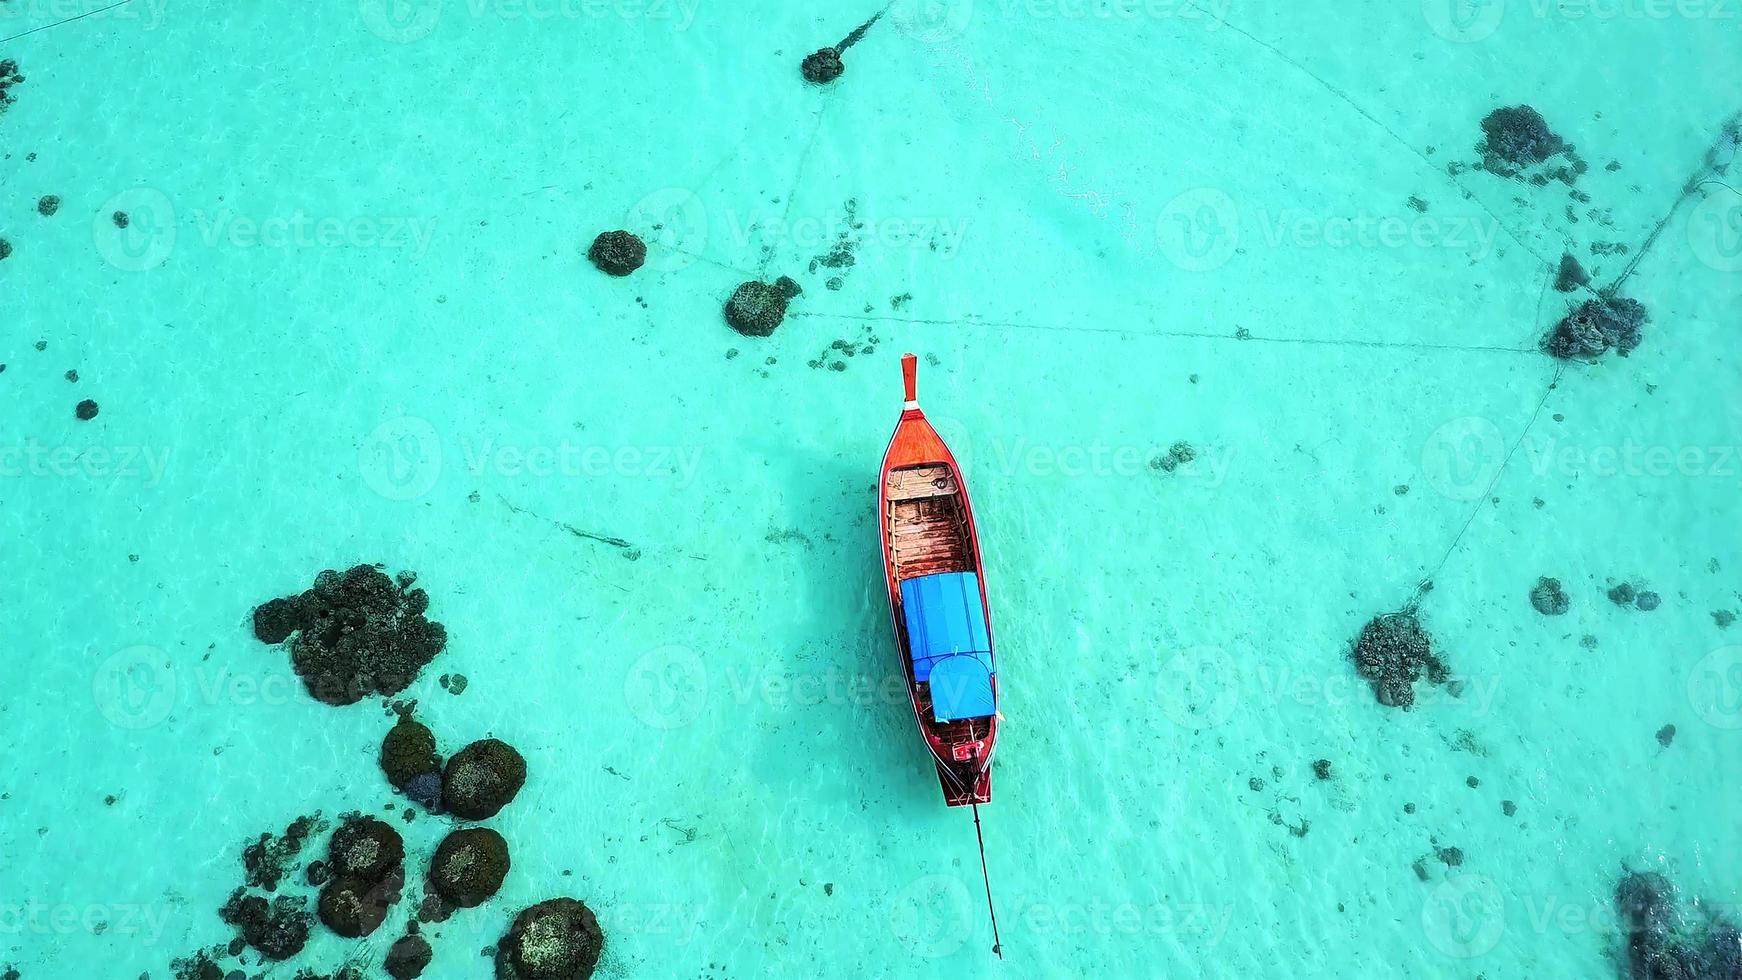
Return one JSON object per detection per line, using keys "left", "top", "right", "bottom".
{"left": 1478, "top": 105, "right": 1568, "bottom": 176}
{"left": 382, "top": 714, "right": 443, "bottom": 798}
{"left": 1529, "top": 577, "right": 1570, "bottom": 616}
{"left": 36, "top": 195, "right": 60, "bottom": 217}
{"left": 168, "top": 949, "right": 226, "bottom": 980}
{"left": 1349, "top": 610, "right": 1448, "bottom": 709}
{"left": 1542, "top": 295, "right": 1648, "bottom": 360}
{"left": 219, "top": 890, "right": 310, "bottom": 961}
{"left": 253, "top": 565, "right": 447, "bottom": 706}
{"left": 327, "top": 814, "right": 405, "bottom": 883}
{"left": 724, "top": 280, "right": 789, "bottom": 337}
{"left": 252, "top": 596, "right": 302, "bottom": 644}
{"left": 1608, "top": 582, "right": 1637, "bottom": 606}
{"left": 74, "top": 398, "right": 99, "bottom": 420}
{"left": 430, "top": 827, "right": 511, "bottom": 908}
{"left": 495, "top": 898, "right": 605, "bottom": 980}
{"left": 241, "top": 813, "right": 325, "bottom": 891}
{"left": 443, "top": 738, "right": 527, "bottom": 819}
{"left": 318, "top": 867, "right": 403, "bottom": 939}
{"left": 587, "top": 230, "right": 646, "bottom": 277}
{"left": 0, "top": 58, "right": 21, "bottom": 114}
{"left": 1616, "top": 870, "right": 1688, "bottom": 979}
{"left": 1554, "top": 253, "right": 1590, "bottom": 292}
{"left": 403, "top": 771, "right": 444, "bottom": 812}
{"left": 386, "top": 930, "right": 434, "bottom": 980}
{"left": 801, "top": 47, "right": 844, "bottom": 83}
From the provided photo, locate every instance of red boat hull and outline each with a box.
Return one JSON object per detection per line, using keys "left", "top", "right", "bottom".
{"left": 879, "top": 354, "right": 997, "bottom": 807}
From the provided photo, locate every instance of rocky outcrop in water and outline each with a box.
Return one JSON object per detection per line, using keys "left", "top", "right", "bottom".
{"left": 802, "top": 47, "right": 844, "bottom": 83}
{"left": 242, "top": 813, "right": 326, "bottom": 891}
{"left": 1478, "top": 105, "right": 1584, "bottom": 184}
{"left": 252, "top": 564, "right": 447, "bottom": 706}
{"left": 1349, "top": 610, "right": 1448, "bottom": 709}
{"left": 587, "top": 230, "right": 646, "bottom": 276}
{"left": 1530, "top": 577, "right": 1570, "bottom": 616}
{"left": 319, "top": 866, "right": 405, "bottom": 939}
{"left": 382, "top": 712, "right": 444, "bottom": 809}
{"left": 724, "top": 280, "right": 790, "bottom": 337}
{"left": 495, "top": 898, "right": 605, "bottom": 980}
{"left": 386, "top": 927, "right": 434, "bottom": 980}
{"left": 801, "top": 8, "right": 888, "bottom": 84}
{"left": 1555, "top": 253, "right": 1590, "bottom": 292}
{"left": 219, "top": 890, "right": 311, "bottom": 961}
{"left": 1542, "top": 295, "right": 1648, "bottom": 361}
{"left": 430, "top": 827, "right": 511, "bottom": 908}
{"left": 317, "top": 815, "right": 406, "bottom": 938}
{"left": 443, "top": 738, "right": 526, "bottom": 819}
{"left": 0, "top": 59, "right": 22, "bottom": 115}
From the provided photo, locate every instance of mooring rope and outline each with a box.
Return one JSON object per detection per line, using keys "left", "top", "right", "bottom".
{"left": 971, "top": 802, "right": 1004, "bottom": 959}
{"left": 0, "top": 0, "right": 133, "bottom": 44}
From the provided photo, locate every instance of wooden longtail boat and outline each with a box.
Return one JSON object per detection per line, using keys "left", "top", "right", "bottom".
{"left": 879, "top": 353, "right": 999, "bottom": 808}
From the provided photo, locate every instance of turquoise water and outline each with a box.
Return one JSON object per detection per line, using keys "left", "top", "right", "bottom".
{"left": 3, "top": 1, "right": 1740, "bottom": 976}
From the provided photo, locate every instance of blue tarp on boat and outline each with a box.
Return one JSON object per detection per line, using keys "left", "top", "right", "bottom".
{"left": 899, "top": 572, "right": 995, "bottom": 722}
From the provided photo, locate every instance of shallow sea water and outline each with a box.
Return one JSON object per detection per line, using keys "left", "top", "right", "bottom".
{"left": 2, "top": 1, "right": 1740, "bottom": 977}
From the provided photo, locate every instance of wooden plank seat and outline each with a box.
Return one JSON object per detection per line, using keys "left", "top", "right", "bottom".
{"left": 889, "top": 495, "right": 972, "bottom": 578}
{"left": 886, "top": 464, "right": 959, "bottom": 501}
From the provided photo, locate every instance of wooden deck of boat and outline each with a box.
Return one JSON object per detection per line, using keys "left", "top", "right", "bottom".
{"left": 887, "top": 464, "right": 973, "bottom": 580}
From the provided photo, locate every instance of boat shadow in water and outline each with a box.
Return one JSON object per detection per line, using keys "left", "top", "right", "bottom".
{"left": 759, "top": 448, "right": 947, "bottom": 810}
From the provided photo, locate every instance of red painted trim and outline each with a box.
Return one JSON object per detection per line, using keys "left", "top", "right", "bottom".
{"left": 879, "top": 355, "right": 998, "bottom": 807}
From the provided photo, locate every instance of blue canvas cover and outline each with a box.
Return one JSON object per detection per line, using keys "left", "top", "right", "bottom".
{"left": 899, "top": 572, "right": 995, "bottom": 722}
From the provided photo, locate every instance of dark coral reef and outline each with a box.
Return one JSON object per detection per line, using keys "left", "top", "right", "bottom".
{"left": 317, "top": 814, "right": 406, "bottom": 939}
{"left": 443, "top": 738, "right": 527, "bottom": 820}
{"left": 495, "top": 898, "right": 605, "bottom": 980}
{"left": 587, "top": 230, "right": 646, "bottom": 276}
{"left": 1614, "top": 868, "right": 1742, "bottom": 979}
{"left": 252, "top": 564, "right": 446, "bottom": 705}
{"left": 1349, "top": 610, "right": 1449, "bottom": 709}
{"left": 724, "top": 280, "right": 791, "bottom": 336}
{"left": 382, "top": 710, "right": 444, "bottom": 810}
{"left": 430, "top": 827, "right": 511, "bottom": 908}
{"left": 1543, "top": 295, "right": 1648, "bottom": 361}
{"left": 1478, "top": 105, "right": 1584, "bottom": 184}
